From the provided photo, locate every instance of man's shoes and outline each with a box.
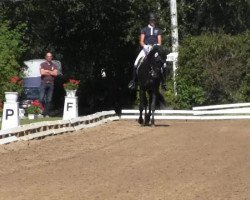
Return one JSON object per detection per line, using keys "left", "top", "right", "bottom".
{"left": 161, "top": 83, "right": 167, "bottom": 91}
{"left": 42, "top": 113, "right": 50, "bottom": 118}
{"left": 128, "top": 80, "right": 136, "bottom": 90}
{"left": 42, "top": 111, "right": 50, "bottom": 118}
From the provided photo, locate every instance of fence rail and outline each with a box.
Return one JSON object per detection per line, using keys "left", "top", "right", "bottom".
{"left": 0, "top": 110, "right": 118, "bottom": 145}
{"left": 121, "top": 103, "right": 250, "bottom": 120}
{"left": 1, "top": 103, "right": 249, "bottom": 145}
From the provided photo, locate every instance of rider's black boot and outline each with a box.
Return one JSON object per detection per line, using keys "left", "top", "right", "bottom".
{"left": 128, "top": 67, "right": 137, "bottom": 90}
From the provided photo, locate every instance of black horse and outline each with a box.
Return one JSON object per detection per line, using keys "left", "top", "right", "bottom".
{"left": 137, "top": 45, "right": 167, "bottom": 126}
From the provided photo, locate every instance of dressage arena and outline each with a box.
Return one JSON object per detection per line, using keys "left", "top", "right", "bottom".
{"left": 0, "top": 119, "right": 249, "bottom": 200}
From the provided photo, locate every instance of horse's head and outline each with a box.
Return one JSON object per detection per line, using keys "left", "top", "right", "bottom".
{"left": 137, "top": 45, "right": 167, "bottom": 87}
{"left": 147, "top": 45, "right": 166, "bottom": 79}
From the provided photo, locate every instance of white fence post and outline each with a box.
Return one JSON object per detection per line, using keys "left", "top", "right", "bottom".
{"left": 1, "top": 92, "right": 20, "bottom": 130}
{"left": 63, "top": 96, "right": 78, "bottom": 120}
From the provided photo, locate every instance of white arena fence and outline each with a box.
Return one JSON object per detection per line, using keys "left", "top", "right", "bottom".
{"left": 121, "top": 102, "right": 250, "bottom": 120}
{"left": 0, "top": 110, "right": 119, "bottom": 145}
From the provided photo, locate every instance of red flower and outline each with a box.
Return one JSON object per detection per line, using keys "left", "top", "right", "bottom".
{"left": 7, "top": 75, "right": 24, "bottom": 93}
{"left": 69, "top": 79, "right": 80, "bottom": 85}
{"left": 32, "top": 100, "right": 44, "bottom": 110}
{"left": 10, "top": 76, "right": 22, "bottom": 85}
{"left": 63, "top": 79, "right": 80, "bottom": 90}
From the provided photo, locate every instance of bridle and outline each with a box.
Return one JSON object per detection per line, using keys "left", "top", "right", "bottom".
{"left": 149, "top": 48, "right": 165, "bottom": 79}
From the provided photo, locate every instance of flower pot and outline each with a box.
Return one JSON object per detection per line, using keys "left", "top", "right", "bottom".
{"left": 28, "top": 114, "right": 38, "bottom": 120}
{"left": 5, "top": 92, "right": 18, "bottom": 103}
{"left": 66, "top": 90, "right": 77, "bottom": 97}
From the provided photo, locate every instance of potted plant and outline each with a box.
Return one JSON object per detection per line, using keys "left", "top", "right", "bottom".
{"left": 63, "top": 79, "right": 80, "bottom": 97}
{"left": 4, "top": 76, "right": 24, "bottom": 102}
{"left": 26, "top": 100, "right": 43, "bottom": 119}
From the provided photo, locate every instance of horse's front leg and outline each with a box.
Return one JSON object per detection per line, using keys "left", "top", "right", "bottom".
{"left": 151, "top": 92, "right": 157, "bottom": 126}
{"left": 145, "top": 91, "right": 152, "bottom": 125}
{"left": 138, "top": 89, "right": 144, "bottom": 124}
{"left": 143, "top": 92, "right": 149, "bottom": 126}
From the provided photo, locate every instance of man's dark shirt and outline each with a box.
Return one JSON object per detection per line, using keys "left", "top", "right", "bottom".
{"left": 141, "top": 25, "right": 163, "bottom": 45}
{"left": 40, "top": 61, "right": 58, "bottom": 84}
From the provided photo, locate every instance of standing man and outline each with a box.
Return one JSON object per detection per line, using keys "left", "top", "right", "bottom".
{"left": 128, "top": 12, "right": 167, "bottom": 90}
{"left": 39, "top": 52, "right": 58, "bottom": 117}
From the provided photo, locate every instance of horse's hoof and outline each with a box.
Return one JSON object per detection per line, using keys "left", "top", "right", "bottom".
{"left": 151, "top": 120, "right": 155, "bottom": 126}
{"left": 145, "top": 117, "right": 150, "bottom": 124}
{"left": 138, "top": 118, "right": 143, "bottom": 124}
{"left": 144, "top": 121, "right": 151, "bottom": 126}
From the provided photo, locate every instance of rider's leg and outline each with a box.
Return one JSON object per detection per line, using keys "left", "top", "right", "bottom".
{"left": 128, "top": 50, "right": 146, "bottom": 89}
{"left": 134, "top": 49, "right": 146, "bottom": 67}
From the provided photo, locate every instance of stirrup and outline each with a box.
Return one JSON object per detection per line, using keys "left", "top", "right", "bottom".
{"left": 161, "top": 83, "right": 167, "bottom": 91}
{"left": 128, "top": 80, "right": 136, "bottom": 90}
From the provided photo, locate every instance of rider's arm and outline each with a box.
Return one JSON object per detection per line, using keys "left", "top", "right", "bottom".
{"left": 157, "top": 34, "right": 162, "bottom": 45}
{"left": 140, "top": 33, "right": 146, "bottom": 48}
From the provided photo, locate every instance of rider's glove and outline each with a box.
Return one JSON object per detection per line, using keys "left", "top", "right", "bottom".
{"left": 143, "top": 45, "right": 152, "bottom": 54}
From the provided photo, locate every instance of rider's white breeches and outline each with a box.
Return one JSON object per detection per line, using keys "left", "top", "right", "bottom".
{"left": 134, "top": 45, "right": 152, "bottom": 68}
{"left": 134, "top": 49, "right": 146, "bottom": 68}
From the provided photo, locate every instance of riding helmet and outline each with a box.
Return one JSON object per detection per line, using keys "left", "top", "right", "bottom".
{"left": 149, "top": 12, "right": 156, "bottom": 21}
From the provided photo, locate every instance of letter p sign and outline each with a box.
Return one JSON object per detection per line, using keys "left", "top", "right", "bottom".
{"left": 6, "top": 109, "right": 14, "bottom": 120}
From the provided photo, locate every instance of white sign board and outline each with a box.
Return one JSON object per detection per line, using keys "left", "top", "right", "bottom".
{"left": 1, "top": 102, "right": 20, "bottom": 130}
{"left": 166, "top": 52, "right": 178, "bottom": 62}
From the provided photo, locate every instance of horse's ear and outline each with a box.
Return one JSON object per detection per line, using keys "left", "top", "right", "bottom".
{"left": 165, "top": 47, "right": 171, "bottom": 54}
{"left": 159, "top": 46, "right": 169, "bottom": 55}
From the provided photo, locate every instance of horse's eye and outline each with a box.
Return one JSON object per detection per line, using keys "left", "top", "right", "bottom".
{"left": 154, "top": 52, "right": 159, "bottom": 58}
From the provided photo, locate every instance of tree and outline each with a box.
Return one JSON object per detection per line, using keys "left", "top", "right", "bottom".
{"left": 0, "top": 0, "right": 249, "bottom": 112}
{"left": 0, "top": 20, "right": 27, "bottom": 101}
{"left": 177, "top": 0, "right": 250, "bottom": 39}
{"left": 174, "top": 31, "right": 250, "bottom": 109}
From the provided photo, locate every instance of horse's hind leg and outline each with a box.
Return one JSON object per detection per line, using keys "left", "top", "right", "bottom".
{"left": 151, "top": 111, "right": 155, "bottom": 126}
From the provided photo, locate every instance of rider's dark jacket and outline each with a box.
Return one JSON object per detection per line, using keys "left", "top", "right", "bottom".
{"left": 141, "top": 25, "right": 163, "bottom": 45}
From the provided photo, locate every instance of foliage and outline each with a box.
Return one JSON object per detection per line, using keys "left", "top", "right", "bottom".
{"left": 26, "top": 100, "right": 43, "bottom": 115}
{"left": 63, "top": 79, "right": 80, "bottom": 91}
{"left": 172, "top": 31, "right": 250, "bottom": 109}
{"left": 0, "top": 100, "right": 3, "bottom": 116}
{"left": 0, "top": 20, "right": 27, "bottom": 101}
{"left": 0, "top": 1, "right": 249, "bottom": 112}
{"left": 177, "top": 0, "right": 250, "bottom": 39}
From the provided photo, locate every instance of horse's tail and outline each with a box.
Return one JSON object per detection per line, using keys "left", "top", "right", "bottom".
{"left": 156, "top": 91, "right": 166, "bottom": 108}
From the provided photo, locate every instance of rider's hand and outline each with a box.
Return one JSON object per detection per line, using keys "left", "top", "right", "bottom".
{"left": 161, "top": 83, "right": 167, "bottom": 91}
{"left": 143, "top": 45, "right": 151, "bottom": 54}
{"left": 143, "top": 45, "right": 149, "bottom": 51}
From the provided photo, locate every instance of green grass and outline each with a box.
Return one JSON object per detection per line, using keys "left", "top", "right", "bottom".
{"left": 20, "top": 117, "right": 62, "bottom": 125}
{"left": 0, "top": 117, "right": 62, "bottom": 129}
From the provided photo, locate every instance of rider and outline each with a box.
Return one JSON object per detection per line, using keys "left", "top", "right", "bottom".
{"left": 128, "top": 12, "right": 167, "bottom": 90}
